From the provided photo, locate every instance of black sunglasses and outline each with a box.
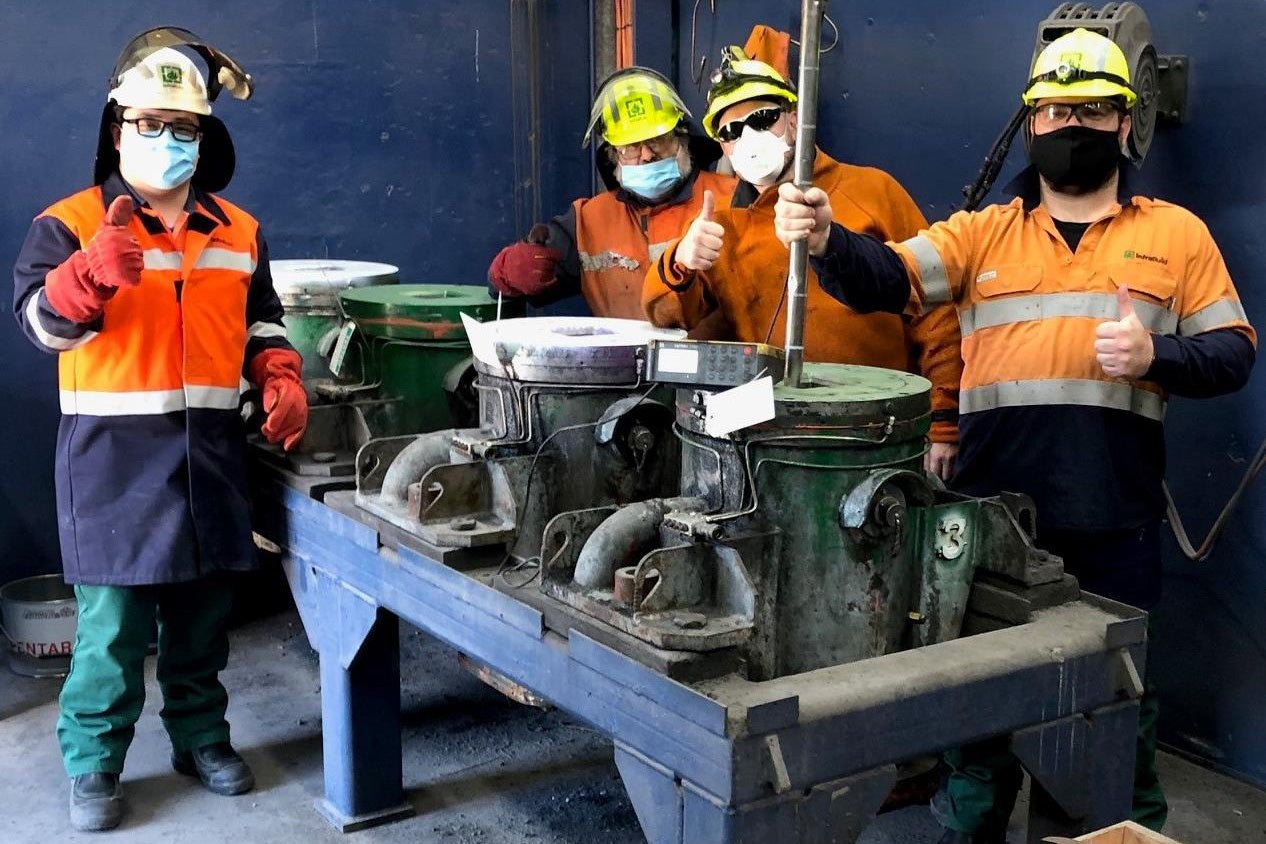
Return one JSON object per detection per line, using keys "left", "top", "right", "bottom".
{"left": 716, "top": 107, "right": 784, "bottom": 143}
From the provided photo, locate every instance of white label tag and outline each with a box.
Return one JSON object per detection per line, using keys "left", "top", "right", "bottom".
{"left": 329, "top": 321, "right": 357, "bottom": 377}
{"left": 461, "top": 312, "right": 500, "bottom": 368}
{"left": 704, "top": 376, "right": 776, "bottom": 437}
{"left": 657, "top": 347, "right": 700, "bottom": 374}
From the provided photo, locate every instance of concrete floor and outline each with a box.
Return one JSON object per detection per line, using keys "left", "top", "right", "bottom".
{"left": 2, "top": 606, "right": 1265, "bottom": 844}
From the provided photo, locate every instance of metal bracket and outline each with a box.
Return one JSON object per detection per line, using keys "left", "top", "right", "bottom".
{"left": 1156, "top": 55, "right": 1189, "bottom": 123}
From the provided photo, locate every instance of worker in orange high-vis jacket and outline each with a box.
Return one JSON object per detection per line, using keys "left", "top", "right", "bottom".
{"left": 12, "top": 31, "right": 307, "bottom": 833}
{"left": 777, "top": 28, "right": 1255, "bottom": 843}
{"left": 488, "top": 67, "right": 736, "bottom": 330}
{"left": 642, "top": 48, "right": 964, "bottom": 479}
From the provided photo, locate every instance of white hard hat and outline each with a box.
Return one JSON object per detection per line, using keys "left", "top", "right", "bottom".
{"left": 108, "top": 47, "right": 211, "bottom": 115}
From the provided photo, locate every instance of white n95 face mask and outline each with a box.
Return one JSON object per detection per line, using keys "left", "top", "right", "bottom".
{"left": 729, "top": 128, "right": 791, "bottom": 187}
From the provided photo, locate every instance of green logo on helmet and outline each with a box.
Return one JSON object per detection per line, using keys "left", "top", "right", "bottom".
{"left": 625, "top": 98, "right": 647, "bottom": 120}
{"left": 159, "top": 64, "right": 183, "bottom": 86}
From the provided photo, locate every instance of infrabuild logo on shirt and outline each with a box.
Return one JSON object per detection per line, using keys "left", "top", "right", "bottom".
{"left": 1124, "top": 249, "right": 1169, "bottom": 266}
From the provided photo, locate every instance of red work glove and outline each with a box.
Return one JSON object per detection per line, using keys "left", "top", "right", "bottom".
{"left": 488, "top": 223, "right": 562, "bottom": 297}
{"left": 249, "top": 348, "right": 309, "bottom": 451}
{"left": 44, "top": 195, "right": 143, "bottom": 323}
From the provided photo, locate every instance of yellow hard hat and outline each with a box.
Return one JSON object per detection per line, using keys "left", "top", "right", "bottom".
{"left": 582, "top": 67, "right": 689, "bottom": 148}
{"left": 701, "top": 47, "right": 798, "bottom": 140}
{"left": 1022, "top": 28, "right": 1137, "bottom": 108}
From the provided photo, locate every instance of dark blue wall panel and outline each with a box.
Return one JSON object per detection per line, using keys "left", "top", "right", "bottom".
{"left": 0, "top": 1, "right": 591, "bottom": 583}
{"left": 665, "top": 0, "right": 1266, "bottom": 784}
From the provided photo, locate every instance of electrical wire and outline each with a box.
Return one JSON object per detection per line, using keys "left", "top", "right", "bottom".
{"left": 1165, "top": 434, "right": 1266, "bottom": 562}
{"left": 790, "top": 13, "right": 840, "bottom": 54}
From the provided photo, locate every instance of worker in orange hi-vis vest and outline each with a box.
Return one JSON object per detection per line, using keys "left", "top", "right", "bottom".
{"left": 776, "top": 28, "right": 1255, "bottom": 843}
{"left": 488, "top": 66, "right": 736, "bottom": 333}
{"left": 12, "top": 30, "right": 307, "bottom": 832}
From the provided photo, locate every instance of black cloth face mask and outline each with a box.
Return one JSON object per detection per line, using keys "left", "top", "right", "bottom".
{"left": 1028, "top": 125, "right": 1122, "bottom": 194}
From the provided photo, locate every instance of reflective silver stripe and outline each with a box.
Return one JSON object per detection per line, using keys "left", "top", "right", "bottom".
{"left": 26, "top": 294, "right": 96, "bottom": 351}
{"left": 959, "top": 292, "right": 1177, "bottom": 336}
{"left": 186, "top": 385, "right": 242, "bottom": 409}
{"left": 143, "top": 249, "right": 182, "bottom": 271}
{"left": 1179, "top": 298, "right": 1249, "bottom": 336}
{"left": 579, "top": 249, "right": 640, "bottom": 273}
{"left": 961, "top": 379, "right": 1166, "bottom": 421}
{"left": 901, "top": 235, "right": 951, "bottom": 305}
{"left": 195, "top": 247, "right": 256, "bottom": 273}
{"left": 648, "top": 241, "right": 673, "bottom": 265}
{"left": 60, "top": 386, "right": 242, "bottom": 415}
{"left": 61, "top": 389, "right": 186, "bottom": 416}
{"left": 248, "top": 321, "right": 288, "bottom": 339}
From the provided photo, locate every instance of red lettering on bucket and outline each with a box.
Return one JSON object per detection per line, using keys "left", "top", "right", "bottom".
{"left": 11, "top": 641, "right": 73, "bottom": 658}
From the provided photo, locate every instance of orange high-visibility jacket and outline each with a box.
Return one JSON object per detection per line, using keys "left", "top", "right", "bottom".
{"left": 643, "top": 150, "right": 964, "bottom": 442}
{"left": 553, "top": 169, "right": 738, "bottom": 320}
{"left": 13, "top": 173, "right": 294, "bottom": 585}
{"left": 894, "top": 179, "right": 1255, "bottom": 531}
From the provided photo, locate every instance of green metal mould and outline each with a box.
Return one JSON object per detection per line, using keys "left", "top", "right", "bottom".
{"left": 338, "top": 284, "right": 521, "bottom": 342}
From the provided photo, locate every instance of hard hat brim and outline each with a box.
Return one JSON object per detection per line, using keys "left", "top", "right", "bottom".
{"left": 1022, "top": 79, "right": 1138, "bottom": 109}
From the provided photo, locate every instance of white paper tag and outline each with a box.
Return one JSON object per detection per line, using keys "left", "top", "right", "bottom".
{"left": 461, "top": 312, "right": 500, "bottom": 368}
{"left": 328, "top": 321, "right": 357, "bottom": 378}
{"left": 704, "top": 376, "right": 775, "bottom": 437}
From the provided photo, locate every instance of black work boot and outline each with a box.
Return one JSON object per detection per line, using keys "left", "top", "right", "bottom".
{"left": 172, "top": 742, "right": 255, "bottom": 796}
{"left": 69, "top": 772, "right": 124, "bottom": 831}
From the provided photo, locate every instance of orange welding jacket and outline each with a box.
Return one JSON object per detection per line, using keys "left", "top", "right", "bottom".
{"left": 643, "top": 150, "right": 964, "bottom": 443}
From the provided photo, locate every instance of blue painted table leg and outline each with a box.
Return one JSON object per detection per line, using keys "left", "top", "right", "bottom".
{"left": 314, "top": 611, "right": 415, "bottom": 832}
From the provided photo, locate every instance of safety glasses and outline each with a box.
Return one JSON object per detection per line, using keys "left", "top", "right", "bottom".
{"left": 122, "top": 117, "right": 202, "bottom": 143}
{"left": 716, "top": 107, "right": 784, "bottom": 143}
{"left": 1033, "top": 101, "right": 1123, "bottom": 128}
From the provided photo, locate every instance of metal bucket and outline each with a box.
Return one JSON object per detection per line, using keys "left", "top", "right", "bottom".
{"left": 0, "top": 573, "right": 77, "bottom": 678}
{"left": 270, "top": 259, "right": 400, "bottom": 382}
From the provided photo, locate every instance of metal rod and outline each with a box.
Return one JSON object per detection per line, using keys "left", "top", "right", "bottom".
{"left": 784, "top": 0, "right": 828, "bottom": 387}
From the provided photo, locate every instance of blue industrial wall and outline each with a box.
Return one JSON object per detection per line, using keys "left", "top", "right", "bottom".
{"left": 0, "top": 2, "right": 592, "bottom": 581}
{"left": 1, "top": 0, "right": 1263, "bottom": 786}
{"left": 644, "top": 0, "right": 1266, "bottom": 784}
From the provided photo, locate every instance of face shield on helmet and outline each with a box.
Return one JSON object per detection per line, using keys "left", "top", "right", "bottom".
{"left": 581, "top": 66, "right": 690, "bottom": 149}
{"left": 94, "top": 27, "right": 254, "bottom": 192}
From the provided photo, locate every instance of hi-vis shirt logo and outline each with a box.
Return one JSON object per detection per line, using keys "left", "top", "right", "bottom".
{"left": 159, "top": 64, "right": 183, "bottom": 86}
{"left": 1124, "top": 250, "right": 1169, "bottom": 266}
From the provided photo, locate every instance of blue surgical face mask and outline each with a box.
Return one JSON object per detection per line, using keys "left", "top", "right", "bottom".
{"left": 119, "top": 126, "right": 199, "bottom": 190}
{"left": 618, "top": 156, "right": 682, "bottom": 201}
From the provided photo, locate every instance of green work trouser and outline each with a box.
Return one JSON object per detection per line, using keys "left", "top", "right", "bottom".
{"left": 937, "top": 687, "right": 1167, "bottom": 833}
{"left": 57, "top": 576, "right": 235, "bottom": 777}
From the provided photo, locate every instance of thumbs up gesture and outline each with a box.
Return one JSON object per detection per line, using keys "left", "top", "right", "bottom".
{"left": 774, "top": 183, "right": 833, "bottom": 257}
{"left": 85, "top": 195, "right": 144, "bottom": 290}
{"left": 1095, "top": 285, "right": 1155, "bottom": 379}
{"left": 675, "top": 190, "right": 725, "bottom": 272}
